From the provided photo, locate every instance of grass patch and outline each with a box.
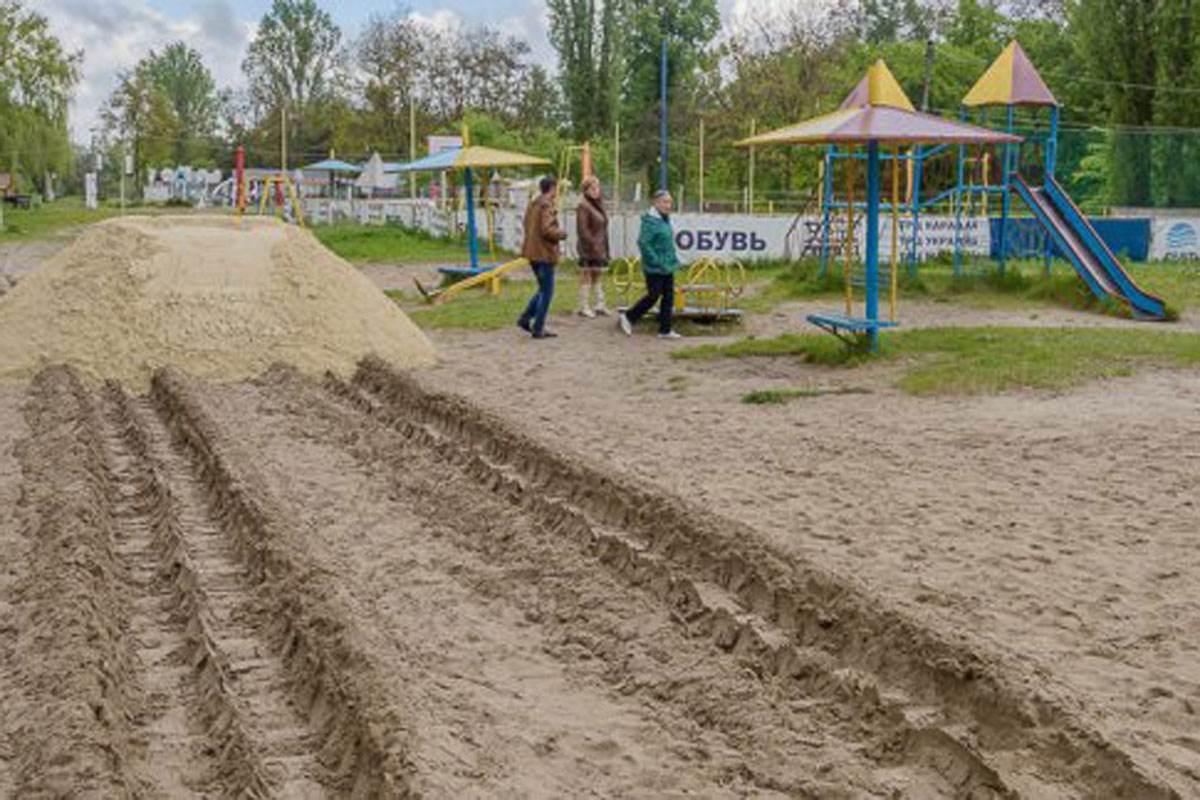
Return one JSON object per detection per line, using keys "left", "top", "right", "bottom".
{"left": 676, "top": 326, "right": 1200, "bottom": 395}
{"left": 742, "top": 386, "right": 871, "bottom": 404}
{"left": 314, "top": 223, "right": 487, "bottom": 263}
{"left": 0, "top": 196, "right": 128, "bottom": 240}
{"left": 672, "top": 332, "right": 865, "bottom": 365}
{"left": 399, "top": 271, "right": 583, "bottom": 330}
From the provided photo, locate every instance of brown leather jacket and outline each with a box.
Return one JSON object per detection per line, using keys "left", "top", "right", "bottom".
{"left": 576, "top": 195, "right": 610, "bottom": 265}
{"left": 521, "top": 194, "right": 567, "bottom": 264}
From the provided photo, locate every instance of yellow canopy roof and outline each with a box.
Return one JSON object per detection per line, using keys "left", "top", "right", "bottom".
{"left": 454, "top": 146, "right": 550, "bottom": 169}
{"left": 840, "top": 60, "right": 915, "bottom": 112}
{"left": 963, "top": 41, "right": 1058, "bottom": 107}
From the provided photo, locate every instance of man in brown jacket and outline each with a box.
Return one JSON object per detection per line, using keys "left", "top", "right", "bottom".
{"left": 517, "top": 176, "right": 568, "bottom": 338}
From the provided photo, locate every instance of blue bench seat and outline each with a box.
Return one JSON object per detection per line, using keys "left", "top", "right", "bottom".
{"left": 807, "top": 312, "right": 897, "bottom": 350}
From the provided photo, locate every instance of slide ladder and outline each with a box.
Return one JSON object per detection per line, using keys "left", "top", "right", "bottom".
{"left": 1012, "top": 174, "right": 1167, "bottom": 320}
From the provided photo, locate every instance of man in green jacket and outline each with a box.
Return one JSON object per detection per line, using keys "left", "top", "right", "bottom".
{"left": 619, "top": 190, "right": 682, "bottom": 339}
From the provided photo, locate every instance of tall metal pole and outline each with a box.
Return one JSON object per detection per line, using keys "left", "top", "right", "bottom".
{"left": 698, "top": 117, "right": 705, "bottom": 213}
{"left": 614, "top": 120, "right": 621, "bottom": 212}
{"left": 281, "top": 106, "right": 287, "bottom": 172}
{"left": 409, "top": 100, "right": 417, "bottom": 200}
{"left": 748, "top": 118, "right": 756, "bottom": 215}
{"left": 866, "top": 141, "right": 881, "bottom": 352}
{"left": 465, "top": 167, "right": 479, "bottom": 270}
{"left": 659, "top": 37, "right": 668, "bottom": 193}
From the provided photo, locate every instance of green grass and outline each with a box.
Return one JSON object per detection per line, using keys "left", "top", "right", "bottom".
{"left": 396, "top": 271, "right": 584, "bottom": 330}
{"left": 0, "top": 196, "right": 128, "bottom": 240}
{"left": 313, "top": 223, "right": 492, "bottom": 263}
{"left": 742, "top": 386, "right": 871, "bottom": 404}
{"left": 675, "top": 326, "right": 1200, "bottom": 395}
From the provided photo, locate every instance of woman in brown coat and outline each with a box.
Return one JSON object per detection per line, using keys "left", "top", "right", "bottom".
{"left": 575, "top": 175, "right": 610, "bottom": 317}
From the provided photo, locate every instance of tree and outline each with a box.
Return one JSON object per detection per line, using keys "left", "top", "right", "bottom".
{"left": 242, "top": 0, "right": 345, "bottom": 162}
{"left": 1073, "top": 0, "right": 1158, "bottom": 205}
{"left": 101, "top": 61, "right": 178, "bottom": 184}
{"left": 356, "top": 11, "right": 423, "bottom": 154}
{"left": 621, "top": 0, "right": 721, "bottom": 190}
{"left": 0, "top": 0, "right": 80, "bottom": 196}
{"left": 143, "top": 43, "right": 218, "bottom": 162}
{"left": 547, "top": 0, "right": 623, "bottom": 139}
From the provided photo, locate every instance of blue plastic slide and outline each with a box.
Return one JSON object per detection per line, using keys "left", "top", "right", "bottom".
{"left": 1012, "top": 174, "right": 1168, "bottom": 319}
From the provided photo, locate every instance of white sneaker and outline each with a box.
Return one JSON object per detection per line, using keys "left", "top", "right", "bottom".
{"left": 618, "top": 313, "right": 632, "bottom": 336}
{"left": 578, "top": 308, "right": 596, "bottom": 318}
{"left": 658, "top": 331, "right": 683, "bottom": 340}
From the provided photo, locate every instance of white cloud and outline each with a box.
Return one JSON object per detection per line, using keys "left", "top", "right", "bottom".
{"left": 39, "top": 0, "right": 253, "bottom": 142}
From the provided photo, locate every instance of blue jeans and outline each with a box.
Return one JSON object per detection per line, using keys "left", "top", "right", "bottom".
{"left": 626, "top": 272, "right": 675, "bottom": 334}
{"left": 519, "top": 261, "right": 555, "bottom": 335}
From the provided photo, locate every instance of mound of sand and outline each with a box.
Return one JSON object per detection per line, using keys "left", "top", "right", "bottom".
{"left": 0, "top": 215, "right": 435, "bottom": 389}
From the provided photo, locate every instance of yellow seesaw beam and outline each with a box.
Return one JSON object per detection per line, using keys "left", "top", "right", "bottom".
{"left": 412, "top": 257, "right": 530, "bottom": 305}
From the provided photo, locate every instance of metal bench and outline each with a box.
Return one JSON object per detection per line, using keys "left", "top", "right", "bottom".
{"left": 806, "top": 312, "right": 897, "bottom": 350}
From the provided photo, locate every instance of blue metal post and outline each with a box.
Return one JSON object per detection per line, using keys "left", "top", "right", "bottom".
{"left": 1046, "top": 106, "right": 1059, "bottom": 184}
{"left": 464, "top": 167, "right": 479, "bottom": 269}
{"left": 910, "top": 145, "right": 922, "bottom": 278}
{"left": 1044, "top": 105, "right": 1059, "bottom": 275}
{"left": 954, "top": 110, "right": 966, "bottom": 278}
{"left": 659, "top": 38, "right": 668, "bottom": 193}
{"left": 866, "top": 142, "right": 881, "bottom": 352}
{"left": 999, "top": 104, "right": 1015, "bottom": 275}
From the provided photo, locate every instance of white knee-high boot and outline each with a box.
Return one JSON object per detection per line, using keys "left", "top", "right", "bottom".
{"left": 578, "top": 280, "right": 594, "bottom": 317}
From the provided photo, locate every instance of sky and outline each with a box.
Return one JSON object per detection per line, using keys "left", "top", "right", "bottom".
{"left": 37, "top": 0, "right": 807, "bottom": 142}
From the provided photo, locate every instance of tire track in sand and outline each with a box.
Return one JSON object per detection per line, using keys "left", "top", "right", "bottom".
{"left": 208, "top": 364, "right": 1006, "bottom": 796}
{"left": 97, "top": 382, "right": 325, "bottom": 796}
{"left": 338, "top": 356, "right": 1181, "bottom": 800}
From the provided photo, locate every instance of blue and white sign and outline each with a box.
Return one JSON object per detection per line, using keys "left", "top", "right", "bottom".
{"left": 1152, "top": 219, "right": 1200, "bottom": 260}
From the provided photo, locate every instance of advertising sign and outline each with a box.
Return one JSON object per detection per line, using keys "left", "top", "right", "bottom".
{"left": 427, "top": 135, "right": 463, "bottom": 155}
{"left": 1151, "top": 218, "right": 1200, "bottom": 260}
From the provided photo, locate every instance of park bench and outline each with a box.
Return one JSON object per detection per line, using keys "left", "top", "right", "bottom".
{"left": 806, "top": 312, "right": 897, "bottom": 350}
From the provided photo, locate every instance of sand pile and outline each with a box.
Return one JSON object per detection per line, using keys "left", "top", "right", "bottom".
{"left": 0, "top": 215, "right": 435, "bottom": 389}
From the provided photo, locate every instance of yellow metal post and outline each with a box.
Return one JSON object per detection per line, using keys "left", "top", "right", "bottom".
{"left": 748, "top": 118, "right": 756, "bottom": 216}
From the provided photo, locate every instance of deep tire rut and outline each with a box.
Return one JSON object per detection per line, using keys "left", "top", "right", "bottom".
{"left": 98, "top": 383, "right": 327, "bottom": 797}
{"left": 334, "top": 355, "right": 1182, "bottom": 800}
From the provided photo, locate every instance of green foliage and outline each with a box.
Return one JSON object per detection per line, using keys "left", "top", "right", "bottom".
{"left": 242, "top": 0, "right": 344, "bottom": 165}
{"left": 547, "top": 0, "right": 622, "bottom": 139}
{"left": 0, "top": 1, "right": 80, "bottom": 195}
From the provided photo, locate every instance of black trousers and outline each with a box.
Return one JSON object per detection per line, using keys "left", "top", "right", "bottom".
{"left": 626, "top": 273, "right": 675, "bottom": 334}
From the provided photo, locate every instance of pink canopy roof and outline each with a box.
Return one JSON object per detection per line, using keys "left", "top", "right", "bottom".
{"left": 741, "top": 60, "right": 1023, "bottom": 148}
{"left": 740, "top": 105, "right": 1023, "bottom": 147}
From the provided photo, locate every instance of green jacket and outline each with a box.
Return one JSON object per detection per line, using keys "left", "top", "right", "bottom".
{"left": 637, "top": 211, "right": 680, "bottom": 275}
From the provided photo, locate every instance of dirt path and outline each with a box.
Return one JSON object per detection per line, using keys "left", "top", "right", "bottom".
{"left": 421, "top": 317, "right": 1200, "bottom": 796}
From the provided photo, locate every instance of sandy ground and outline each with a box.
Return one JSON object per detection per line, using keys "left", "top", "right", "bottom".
{"left": 420, "top": 308, "right": 1200, "bottom": 795}
{"left": 0, "top": 234, "right": 1196, "bottom": 795}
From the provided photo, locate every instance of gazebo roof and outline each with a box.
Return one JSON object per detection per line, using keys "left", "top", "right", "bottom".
{"left": 396, "top": 146, "right": 549, "bottom": 172}
{"left": 840, "top": 61, "right": 915, "bottom": 111}
{"left": 740, "top": 61, "right": 1023, "bottom": 147}
{"left": 963, "top": 40, "right": 1058, "bottom": 107}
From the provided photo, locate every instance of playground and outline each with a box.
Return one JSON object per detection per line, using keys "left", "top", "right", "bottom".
{"left": 2, "top": 32, "right": 1200, "bottom": 800}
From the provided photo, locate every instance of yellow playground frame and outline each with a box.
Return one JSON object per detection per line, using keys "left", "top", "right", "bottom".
{"left": 611, "top": 257, "right": 746, "bottom": 320}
